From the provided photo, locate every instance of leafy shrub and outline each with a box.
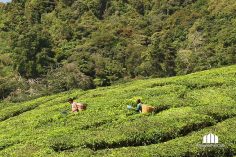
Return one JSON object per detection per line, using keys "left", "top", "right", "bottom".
{"left": 0, "top": 75, "right": 27, "bottom": 100}
{"left": 46, "top": 63, "right": 95, "bottom": 92}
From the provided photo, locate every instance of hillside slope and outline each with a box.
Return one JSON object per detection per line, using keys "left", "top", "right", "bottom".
{"left": 1, "top": 65, "right": 236, "bottom": 156}
{"left": 0, "top": 0, "right": 236, "bottom": 101}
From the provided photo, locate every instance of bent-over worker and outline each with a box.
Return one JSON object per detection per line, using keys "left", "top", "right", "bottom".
{"left": 68, "top": 98, "right": 86, "bottom": 113}
{"left": 136, "top": 99, "right": 142, "bottom": 113}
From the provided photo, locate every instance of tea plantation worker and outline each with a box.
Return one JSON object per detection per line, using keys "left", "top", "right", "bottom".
{"left": 68, "top": 98, "right": 86, "bottom": 113}
{"left": 136, "top": 99, "right": 142, "bottom": 113}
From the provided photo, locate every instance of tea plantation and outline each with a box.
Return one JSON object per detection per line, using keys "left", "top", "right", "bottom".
{"left": 1, "top": 65, "right": 236, "bottom": 157}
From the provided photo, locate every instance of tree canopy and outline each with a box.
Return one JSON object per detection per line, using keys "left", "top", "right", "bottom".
{"left": 0, "top": 0, "right": 236, "bottom": 101}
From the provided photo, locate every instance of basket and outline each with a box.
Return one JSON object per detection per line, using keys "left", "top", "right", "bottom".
{"left": 77, "top": 103, "right": 87, "bottom": 111}
{"left": 142, "top": 105, "right": 155, "bottom": 113}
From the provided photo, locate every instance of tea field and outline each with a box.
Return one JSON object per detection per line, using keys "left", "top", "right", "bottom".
{"left": 1, "top": 65, "right": 236, "bottom": 157}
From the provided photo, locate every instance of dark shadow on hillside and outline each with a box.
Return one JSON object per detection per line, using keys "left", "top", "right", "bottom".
{"left": 0, "top": 144, "right": 14, "bottom": 152}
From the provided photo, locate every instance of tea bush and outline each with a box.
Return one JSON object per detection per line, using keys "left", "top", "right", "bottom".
{"left": 0, "top": 65, "right": 236, "bottom": 156}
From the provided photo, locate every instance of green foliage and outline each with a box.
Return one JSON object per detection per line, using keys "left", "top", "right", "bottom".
{"left": 0, "top": 75, "right": 27, "bottom": 100}
{"left": 46, "top": 63, "right": 95, "bottom": 92}
{"left": 0, "top": 0, "right": 236, "bottom": 100}
{"left": 0, "top": 65, "right": 236, "bottom": 156}
{"left": 0, "top": 0, "right": 236, "bottom": 80}
{"left": 12, "top": 26, "right": 55, "bottom": 78}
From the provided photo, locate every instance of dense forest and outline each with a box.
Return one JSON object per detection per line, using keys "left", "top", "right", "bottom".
{"left": 0, "top": 0, "right": 236, "bottom": 101}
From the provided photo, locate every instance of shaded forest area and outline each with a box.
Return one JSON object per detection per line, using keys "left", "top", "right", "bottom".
{"left": 0, "top": 0, "right": 236, "bottom": 101}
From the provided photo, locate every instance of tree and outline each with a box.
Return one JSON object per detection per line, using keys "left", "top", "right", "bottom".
{"left": 12, "top": 26, "right": 55, "bottom": 78}
{"left": 175, "top": 49, "right": 195, "bottom": 75}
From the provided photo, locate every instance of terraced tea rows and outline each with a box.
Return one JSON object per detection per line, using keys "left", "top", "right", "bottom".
{"left": 0, "top": 65, "right": 236, "bottom": 156}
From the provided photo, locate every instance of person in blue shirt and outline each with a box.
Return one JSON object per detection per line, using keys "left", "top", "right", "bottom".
{"left": 136, "top": 99, "right": 142, "bottom": 113}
